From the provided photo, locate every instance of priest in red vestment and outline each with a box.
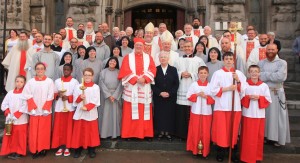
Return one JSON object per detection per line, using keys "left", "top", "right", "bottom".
{"left": 2, "top": 32, "right": 32, "bottom": 91}
{"left": 118, "top": 39, "right": 157, "bottom": 139}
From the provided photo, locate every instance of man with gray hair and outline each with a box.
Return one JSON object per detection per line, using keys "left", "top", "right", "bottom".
{"left": 125, "top": 26, "right": 134, "bottom": 48}
{"left": 153, "top": 23, "right": 177, "bottom": 51}
{"left": 267, "top": 32, "right": 281, "bottom": 52}
{"left": 203, "top": 26, "right": 219, "bottom": 48}
{"left": 2, "top": 32, "right": 32, "bottom": 91}
{"left": 174, "top": 30, "right": 184, "bottom": 46}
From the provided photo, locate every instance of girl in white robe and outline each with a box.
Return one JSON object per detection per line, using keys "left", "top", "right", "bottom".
{"left": 1, "top": 75, "right": 28, "bottom": 159}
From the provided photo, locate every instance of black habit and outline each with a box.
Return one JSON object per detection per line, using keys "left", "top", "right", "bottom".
{"left": 151, "top": 65, "right": 179, "bottom": 134}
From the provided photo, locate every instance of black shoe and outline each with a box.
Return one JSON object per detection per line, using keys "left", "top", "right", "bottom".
{"left": 8, "top": 153, "right": 17, "bottom": 160}
{"left": 39, "top": 150, "right": 47, "bottom": 157}
{"left": 73, "top": 148, "right": 82, "bottom": 158}
{"left": 88, "top": 147, "right": 96, "bottom": 158}
{"left": 165, "top": 135, "right": 172, "bottom": 142}
{"left": 157, "top": 134, "right": 164, "bottom": 141}
{"left": 231, "top": 148, "right": 239, "bottom": 163}
{"left": 216, "top": 146, "right": 225, "bottom": 162}
{"left": 146, "top": 138, "right": 153, "bottom": 142}
{"left": 32, "top": 152, "right": 40, "bottom": 159}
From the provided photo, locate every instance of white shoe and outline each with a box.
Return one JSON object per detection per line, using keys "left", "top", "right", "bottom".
{"left": 55, "top": 148, "right": 63, "bottom": 156}
{"left": 63, "top": 148, "right": 71, "bottom": 156}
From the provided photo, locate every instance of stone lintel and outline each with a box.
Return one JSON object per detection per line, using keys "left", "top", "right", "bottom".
{"left": 69, "top": 0, "right": 99, "bottom": 6}
{"left": 212, "top": 0, "right": 245, "bottom": 5}
{"left": 273, "top": 0, "right": 297, "bottom": 4}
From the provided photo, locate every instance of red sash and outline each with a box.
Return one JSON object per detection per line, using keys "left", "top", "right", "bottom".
{"left": 258, "top": 48, "right": 267, "bottom": 60}
{"left": 86, "top": 35, "right": 92, "bottom": 43}
{"left": 246, "top": 42, "right": 255, "bottom": 61}
{"left": 37, "top": 48, "right": 41, "bottom": 52}
{"left": 20, "top": 50, "right": 26, "bottom": 76}
{"left": 78, "top": 41, "right": 83, "bottom": 46}
{"left": 32, "top": 39, "right": 36, "bottom": 45}
{"left": 231, "top": 33, "right": 235, "bottom": 42}
{"left": 194, "top": 29, "right": 200, "bottom": 37}
{"left": 68, "top": 29, "right": 74, "bottom": 41}
{"left": 158, "top": 38, "right": 162, "bottom": 50}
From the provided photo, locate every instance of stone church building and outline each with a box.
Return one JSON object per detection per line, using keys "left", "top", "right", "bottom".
{"left": 0, "top": 0, "right": 300, "bottom": 80}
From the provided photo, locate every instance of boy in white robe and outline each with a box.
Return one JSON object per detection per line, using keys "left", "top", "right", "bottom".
{"left": 186, "top": 66, "right": 214, "bottom": 158}
{"left": 71, "top": 68, "right": 100, "bottom": 158}
{"left": 52, "top": 64, "right": 79, "bottom": 157}
{"left": 210, "top": 52, "right": 247, "bottom": 162}
{"left": 240, "top": 65, "right": 272, "bottom": 163}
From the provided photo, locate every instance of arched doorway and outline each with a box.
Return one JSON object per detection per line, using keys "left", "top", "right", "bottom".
{"left": 124, "top": 4, "right": 185, "bottom": 34}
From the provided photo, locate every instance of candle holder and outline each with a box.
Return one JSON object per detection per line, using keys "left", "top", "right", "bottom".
{"left": 80, "top": 85, "right": 87, "bottom": 110}
{"left": 60, "top": 89, "right": 69, "bottom": 112}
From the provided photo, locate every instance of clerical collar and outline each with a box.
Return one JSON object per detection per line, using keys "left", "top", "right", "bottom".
{"left": 247, "top": 79, "right": 263, "bottom": 86}
{"left": 61, "top": 76, "right": 73, "bottom": 82}
{"left": 51, "top": 44, "right": 62, "bottom": 51}
{"left": 35, "top": 76, "right": 47, "bottom": 81}
{"left": 197, "top": 80, "right": 208, "bottom": 86}
{"left": 183, "top": 54, "right": 194, "bottom": 58}
{"left": 222, "top": 67, "right": 235, "bottom": 72}
{"left": 84, "top": 82, "right": 94, "bottom": 87}
{"left": 13, "top": 88, "right": 24, "bottom": 94}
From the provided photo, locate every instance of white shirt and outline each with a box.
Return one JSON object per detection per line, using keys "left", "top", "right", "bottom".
{"left": 241, "top": 82, "right": 272, "bottom": 118}
{"left": 54, "top": 77, "right": 79, "bottom": 112}
{"left": 73, "top": 83, "right": 100, "bottom": 121}
{"left": 210, "top": 68, "right": 247, "bottom": 111}
{"left": 186, "top": 81, "right": 213, "bottom": 115}
{"left": 1, "top": 90, "right": 28, "bottom": 125}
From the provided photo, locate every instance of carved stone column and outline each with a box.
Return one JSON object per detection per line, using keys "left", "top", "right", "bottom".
{"left": 197, "top": 6, "right": 206, "bottom": 26}
{"left": 105, "top": 6, "right": 113, "bottom": 29}
{"left": 115, "top": 9, "right": 123, "bottom": 29}
{"left": 187, "top": 8, "right": 196, "bottom": 23}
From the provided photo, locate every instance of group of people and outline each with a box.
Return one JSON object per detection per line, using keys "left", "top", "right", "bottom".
{"left": 0, "top": 17, "right": 290, "bottom": 163}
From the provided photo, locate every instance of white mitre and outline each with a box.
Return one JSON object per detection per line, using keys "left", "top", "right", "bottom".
{"left": 145, "top": 22, "right": 155, "bottom": 33}
{"left": 160, "top": 30, "right": 174, "bottom": 43}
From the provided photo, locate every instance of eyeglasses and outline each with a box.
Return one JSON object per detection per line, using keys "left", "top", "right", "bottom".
{"left": 84, "top": 74, "right": 93, "bottom": 76}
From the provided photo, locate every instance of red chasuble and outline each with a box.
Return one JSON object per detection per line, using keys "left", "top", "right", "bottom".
{"left": 144, "top": 44, "right": 152, "bottom": 56}
{"left": 193, "top": 29, "right": 201, "bottom": 37}
{"left": 68, "top": 29, "right": 74, "bottom": 41}
{"left": 185, "top": 37, "right": 192, "bottom": 42}
{"left": 85, "top": 35, "right": 92, "bottom": 43}
{"left": 258, "top": 48, "right": 267, "bottom": 61}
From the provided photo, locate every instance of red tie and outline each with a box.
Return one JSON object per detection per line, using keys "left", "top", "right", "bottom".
{"left": 68, "top": 29, "right": 74, "bottom": 41}
{"left": 20, "top": 50, "right": 26, "bottom": 76}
